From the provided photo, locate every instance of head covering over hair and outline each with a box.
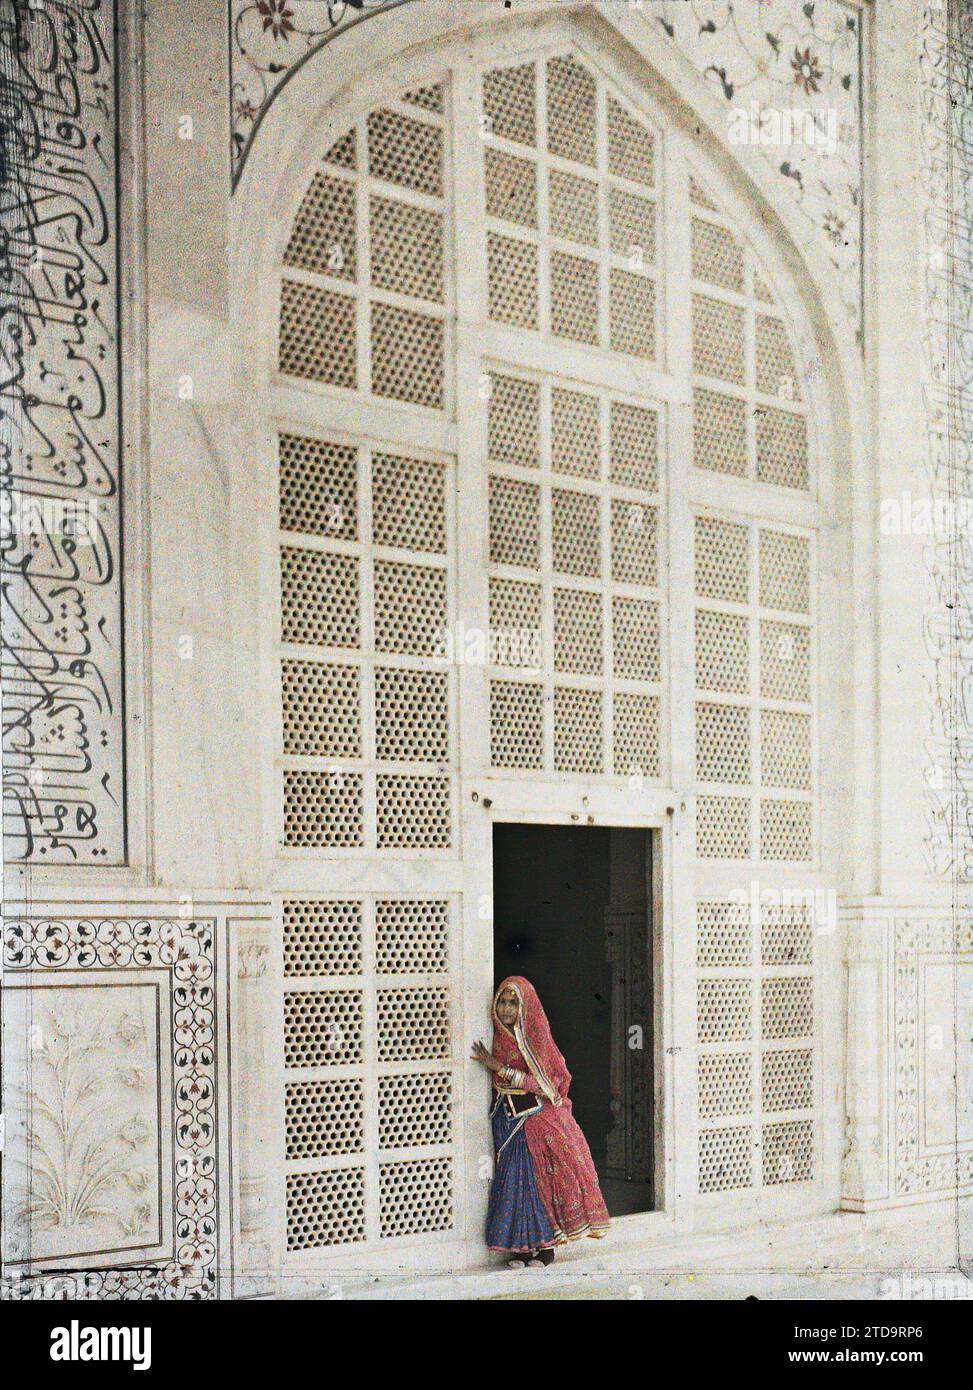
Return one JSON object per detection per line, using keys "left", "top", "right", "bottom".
{"left": 491, "top": 976, "right": 569, "bottom": 1108}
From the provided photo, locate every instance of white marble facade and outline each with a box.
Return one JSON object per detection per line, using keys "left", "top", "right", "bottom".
{"left": 2, "top": 0, "right": 972, "bottom": 1299}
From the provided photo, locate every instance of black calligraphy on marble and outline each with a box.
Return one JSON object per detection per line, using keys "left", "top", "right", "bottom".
{"left": 0, "top": 0, "right": 125, "bottom": 864}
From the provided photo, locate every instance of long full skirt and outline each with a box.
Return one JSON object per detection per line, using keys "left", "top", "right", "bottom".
{"left": 485, "top": 1102, "right": 557, "bottom": 1254}
{"left": 523, "top": 1101, "right": 611, "bottom": 1243}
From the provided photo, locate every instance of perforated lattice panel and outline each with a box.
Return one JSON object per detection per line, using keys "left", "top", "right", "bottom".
{"left": 371, "top": 303, "right": 445, "bottom": 408}
{"left": 613, "top": 692, "right": 660, "bottom": 778}
{"left": 696, "top": 609, "right": 749, "bottom": 694}
{"left": 284, "top": 899, "right": 363, "bottom": 977}
{"left": 361, "top": 448, "right": 413, "bottom": 554}
{"left": 554, "top": 588, "right": 603, "bottom": 675}
{"left": 375, "top": 899, "right": 449, "bottom": 973}
{"left": 692, "top": 217, "right": 744, "bottom": 293}
{"left": 609, "top": 186, "right": 656, "bottom": 263}
{"left": 370, "top": 195, "right": 444, "bottom": 303}
{"left": 483, "top": 61, "right": 536, "bottom": 146}
{"left": 367, "top": 107, "right": 443, "bottom": 196}
{"left": 759, "top": 529, "right": 810, "bottom": 614}
{"left": 377, "top": 775, "right": 452, "bottom": 849}
{"left": 695, "top": 515, "right": 749, "bottom": 603}
{"left": 481, "top": 54, "right": 657, "bottom": 363}
{"left": 488, "top": 233, "right": 540, "bottom": 329}
{"left": 552, "top": 387, "right": 601, "bottom": 479}
{"left": 692, "top": 294, "right": 745, "bottom": 384}
{"left": 280, "top": 435, "right": 358, "bottom": 540}
{"left": 698, "top": 1126, "right": 752, "bottom": 1193}
{"left": 760, "top": 799, "right": 812, "bottom": 862}
{"left": 761, "top": 903, "right": 813, "bottom": 967}
{"left": 554, "top": 686, "right": 604, "bottom": 774}
{"left": 696, "top": 701, "right": 751, "bottom": 784}
{"left": 284, "top": 989, "right": 364, "bottom": 1067}
{"left": 284, "top": 173, "right": 357, "bottom": 280}
{"left": 282, "top": 661, "right": 361, "bottom": 759}
{"left": 762, "top": 977, "right": 813, "bottom": 1040}
{"left": 696, "top": 795, "right": 751, "bottom": 860}
{"left": 280, "top": 547, "right": 360, "bottom": 649}
{"left": 696, "top": 899, "right": 751, "bottom": 968}
{"left": 552, "top": 487, "right": 601, "bottom": 576}
{"left": 279, "top": 280, "right": 357, "bottom": 388}
{"left": 374, "top": 669, "right": 449, "bottom": 762}
{"left": 547, "top": 54, "right": 597, "bottom": 165}
{"left": 613, "top": 597, "right": 660, "bottom": 680}
{"left": 374, "top": 560, "right": 448, "bottom": 658}
{"left": 282, "top": 895, "right": 456, "bottom": 1254}
{"left": 490, "top": 680, "right": 545, "bottom": 769}
{"left": 489, "top": 474, "right": 541, "bottom": 568}
{"left": 287, "top": 1167, "right": 366, "bottom": 1249}
{"left": 489, "top": 374, "right": 541, "bottom": 468}
{"left": 379, "top": 1157, "right": 453, "bottom": 1237}
{"left": 485, "top": 147, "right": 538, "bottom": 228}
{"left": 687, "top": 185, "right": 811, "bottom": 489}
{"left": 694, "top": 512, "right": 814, "bottom": 864}
{"left": 699, "top": 1053, "right": 752, "bottom": 1119}
{"left": 286, "top": 1079, "right": 364, "bottom": 1159}
{"left": 377, "top": 987, "right": 451, "bottom": 1062}
{"left": 283, "top": 771, "right": 365, "bottom": 849}
{"left": 762, "top": 1049, "right": 813, "bottom": 1113}
{"left": 762, "top": 1118, "right": 814, "bottom": 1185}
{"left": 607, "top": 95, "right": 654, "bottom": 186}
{"left": 610, "top": 401, "right": 658, "bottom": 490}
{"left": 379, "top": 1073, "right": 452, "bottom": 1148}
{"left": 698, "top": 979, "right": 752, "bottom": 1044}
{"left": 756, "top": 407, "right": 809, "bottom": 489}
{"left": 693, "top": 389, "right": 747, "bottom": 477}
{"left": 549, "top": 168, "right": 599, "bottom": 247}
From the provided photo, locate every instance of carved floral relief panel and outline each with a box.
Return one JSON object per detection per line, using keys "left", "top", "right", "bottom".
{"left": 2, "top": 976, "right": 171, "bottom": 1268}
{"left": 2, "top": 917, "right": 222, "bottom": 1301}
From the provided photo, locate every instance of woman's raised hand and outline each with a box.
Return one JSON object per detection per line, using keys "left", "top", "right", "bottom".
{"left": 471, "top": 1039, "right": 501, "bottom": 1072}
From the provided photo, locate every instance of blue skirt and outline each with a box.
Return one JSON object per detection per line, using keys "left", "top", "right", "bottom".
{"left": 486, "top": 1098, "right": 556, "bottom": 1253}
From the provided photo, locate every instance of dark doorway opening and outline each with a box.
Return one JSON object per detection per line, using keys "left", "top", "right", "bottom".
{"left": 492, "top": 823, "right": 656, "bottom": 1217}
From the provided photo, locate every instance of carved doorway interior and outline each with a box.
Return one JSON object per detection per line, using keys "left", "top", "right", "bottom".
{"left": 492, "top": 823, "right": 655, "bottom": 1216}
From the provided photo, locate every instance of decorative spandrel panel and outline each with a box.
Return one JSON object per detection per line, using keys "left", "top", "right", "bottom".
{"left": 228, "top": 1, "right": 866, "bottom": 331}
{"left": 230, "top": 0, "right": 411, "bottom": 185}
{"left": 655, "top": 0, "right": 864, "bottom": 333}
{"left": 0, "top": 0, "right": 127, "bottom": 865}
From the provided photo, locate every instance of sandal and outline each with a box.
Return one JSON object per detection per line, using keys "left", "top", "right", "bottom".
{"left": 527, "top": 1247, "right": 555, "bottom": 1268}
{"left": 506, "top": 1256, "right": 529, "bottom": 1269}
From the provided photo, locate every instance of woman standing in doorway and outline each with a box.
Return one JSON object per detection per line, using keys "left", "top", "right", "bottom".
{"left": 471, "top": 975, "right": 611, "bottom": 1268}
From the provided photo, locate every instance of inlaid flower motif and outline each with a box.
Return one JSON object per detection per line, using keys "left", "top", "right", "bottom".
{"left": 235, "top": 98, "right": 258, "bottom": 122}
{"left": 257, "top": 0, "right": 295, "bottom": 41}
{"left": 791, "top": 47, "right": 824, "bottom": 95}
